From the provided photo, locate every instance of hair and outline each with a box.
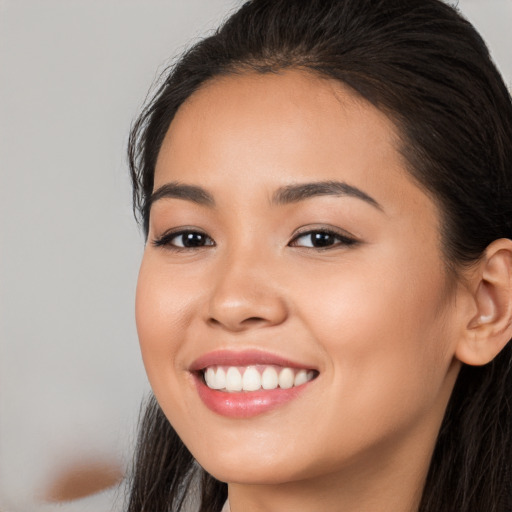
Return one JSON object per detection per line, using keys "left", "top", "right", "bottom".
{"left": 126, "top": 1, "right": 512, "bottom": 511}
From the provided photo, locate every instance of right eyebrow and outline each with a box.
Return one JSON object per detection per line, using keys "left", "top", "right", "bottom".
{"left": 148, "top": 182, "right": 215, "bottom": 208}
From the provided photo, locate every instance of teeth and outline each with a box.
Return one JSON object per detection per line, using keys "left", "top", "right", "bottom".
{"left": 294, "top": 369, "right": 308, "bottom": 387}
{"left": 261, "top": 367, "right": 279, "bottom": 390}
{"left": 216, "top": 367, "right": 226, "bottom": 389}
{"left": 203, "top": 365, "right": 316, "bottom": 392}
{"left": 278, "top": 368, "right": 294, "bottom": 389}
{"left": 204, "top": 367, "right": 216, "bottom": 388}
{"left": 225, "top": 367, "right": 243, "bottom": 392}
{"left": 242, "top": 367, "right": 261, "bottom": 391}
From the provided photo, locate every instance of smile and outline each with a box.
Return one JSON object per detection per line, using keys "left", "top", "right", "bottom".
{"left": 203, "top": 365, "right": 317, "bottom": 392}
{"left": 190, "top": 350, "right": 319, "bottom": 418}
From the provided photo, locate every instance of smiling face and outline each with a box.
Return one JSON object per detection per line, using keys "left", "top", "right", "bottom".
{"left": 135, "top": 71, "right": 463, "bottom": 490}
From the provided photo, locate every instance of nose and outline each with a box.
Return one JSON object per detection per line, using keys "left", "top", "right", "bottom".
{"left": 206, "top": 249, "right": 289, "bottom": 332}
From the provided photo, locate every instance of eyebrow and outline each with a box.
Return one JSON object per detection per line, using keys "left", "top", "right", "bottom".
{"left": 271, "top": 180, "right": 383, "bottom": 210}
{"left": 149, "top": 179, "right": 382, "bottom": 211}
{"left": 149, "top": 182, "right": 215, "bottom": 208}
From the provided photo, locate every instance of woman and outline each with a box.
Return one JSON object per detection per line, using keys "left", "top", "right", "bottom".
{"left": 126, "top": 0, "right": 512, "bottom": 511}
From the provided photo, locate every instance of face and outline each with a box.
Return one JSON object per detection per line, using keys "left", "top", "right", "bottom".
{"left": 136, "top": 71, "right": 462, "bottom": 486}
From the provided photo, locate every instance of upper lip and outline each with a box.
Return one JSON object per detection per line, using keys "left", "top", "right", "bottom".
{"left": 189, "top": 349, "right": 317, "bottom": 372}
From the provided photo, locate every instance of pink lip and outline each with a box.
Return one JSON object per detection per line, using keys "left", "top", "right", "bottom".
{"left": 190, "top": 350, "right": 317, "bottom": 419}
{"left": 190, "top": 349, "right": 315, "bottom": 371}
{"left": 193, "top": 374, "right": 313, "bottom": 418}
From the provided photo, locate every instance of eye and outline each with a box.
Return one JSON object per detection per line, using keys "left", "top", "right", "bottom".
{"left": 152, "top": 229, "right": 215, "bottom": 250}
{"left": 290, "top": 229, "right": 357, "bottom": 249}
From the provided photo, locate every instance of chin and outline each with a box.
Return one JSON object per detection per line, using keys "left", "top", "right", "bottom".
{"left": 185, "top": 436, "right": 308, "bottom": 485}
{"left": 199, "top": 457, "right": 306, "bottom": 486}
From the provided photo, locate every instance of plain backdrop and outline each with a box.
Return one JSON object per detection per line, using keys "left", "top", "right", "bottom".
{"left": 0, "top": 1, "right": 510, "bottom": 511}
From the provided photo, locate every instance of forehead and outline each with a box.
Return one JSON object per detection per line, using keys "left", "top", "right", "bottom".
{"left": 154, "top": 70, "right": 436, "bottom": 225}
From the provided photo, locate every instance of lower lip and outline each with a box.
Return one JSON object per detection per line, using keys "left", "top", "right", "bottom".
{"left": 193, "top": 374, "right": 312, "bottom": 418}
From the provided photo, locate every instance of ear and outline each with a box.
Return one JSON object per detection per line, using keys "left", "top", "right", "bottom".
{"left": 455, "top": 238, "right": 512, "bottom": 366}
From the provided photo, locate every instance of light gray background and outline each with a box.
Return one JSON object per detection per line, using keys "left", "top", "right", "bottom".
{"left": 0, "top": 1, "right": 510, "bottom": 511}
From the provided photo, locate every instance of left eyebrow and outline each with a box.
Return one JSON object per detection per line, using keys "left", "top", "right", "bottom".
{"left": 271, "top": 180, "right": 383, "bottom": 211}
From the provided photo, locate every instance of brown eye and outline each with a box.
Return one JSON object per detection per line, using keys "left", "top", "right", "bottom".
{"left": 174, "top": 232, "right": 212, "bottom": 248}
{"left": 153, "top": 230, "right": 215, "bottom": 249}
{"left": 290, "top": 230, "right": 357, "bottom": 249}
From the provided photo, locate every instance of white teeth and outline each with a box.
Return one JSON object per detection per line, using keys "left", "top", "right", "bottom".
{"left": 205, "top": 367, "right": 216, "bottom": 388}
{"left": 294, "top": 369, "right": 308, "bottom": 387}
{"left": 278, "top": 367, "right": 294, "bottom": 389}
{"left": 205, "top": 366, "right": 227, "bottom": 389}
{"left": 261, "top": 367, "right": 279, "bottom": 390}
{"left": 225, "top": 367, "right": 242, "bottom": 392}
{"left": 216, "top": 367, "right": 226, "bottom": 389}
{"left": 242, "top": 367, "right": 261, "bottom": 391}
{"left": 203, "top": 365, "right": 316, "bottom": 392}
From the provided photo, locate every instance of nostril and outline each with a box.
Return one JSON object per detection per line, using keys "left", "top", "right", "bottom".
{"left": 236, "top": 317, "right": 269, "bottom": 329}
{"left": 207, "top": 316, "right": 266, "bottom": 329}
{"left": 243, "top": 317, "right": 266, "bottom": 324}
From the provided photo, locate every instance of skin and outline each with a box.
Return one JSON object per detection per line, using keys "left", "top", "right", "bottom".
{"left": 135, "top": 70, "right": 484, "bottom": 512}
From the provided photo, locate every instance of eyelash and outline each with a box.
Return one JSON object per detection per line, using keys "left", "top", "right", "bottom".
{"left": 290, "top": 228, "right": 358, "bottom": 249}
{"left": 152, "top": 229, "right": 215, "bottom": 251}
{"left": 152, "top": 228, "right": 358, "bottom": 251}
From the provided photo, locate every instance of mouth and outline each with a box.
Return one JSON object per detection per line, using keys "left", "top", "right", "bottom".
{"left": 202, "top": 365, "right": 317, "bottom": 392}
{"left": 190, "top": 350, "right": 319, "bottom": 418}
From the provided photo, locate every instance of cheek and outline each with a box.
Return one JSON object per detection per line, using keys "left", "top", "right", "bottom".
{"left": 292, "top": 250, "right": 454, "bottom": 426}
{"left": 134, "top": 254, "right": 210, "bottom": 437}
{"left": 135, "top": 255, "right": 194, "bottom": 384}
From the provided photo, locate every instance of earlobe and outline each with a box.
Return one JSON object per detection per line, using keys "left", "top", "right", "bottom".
{"left": 455, "top": 238, "right": 512, "bottom": 366}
